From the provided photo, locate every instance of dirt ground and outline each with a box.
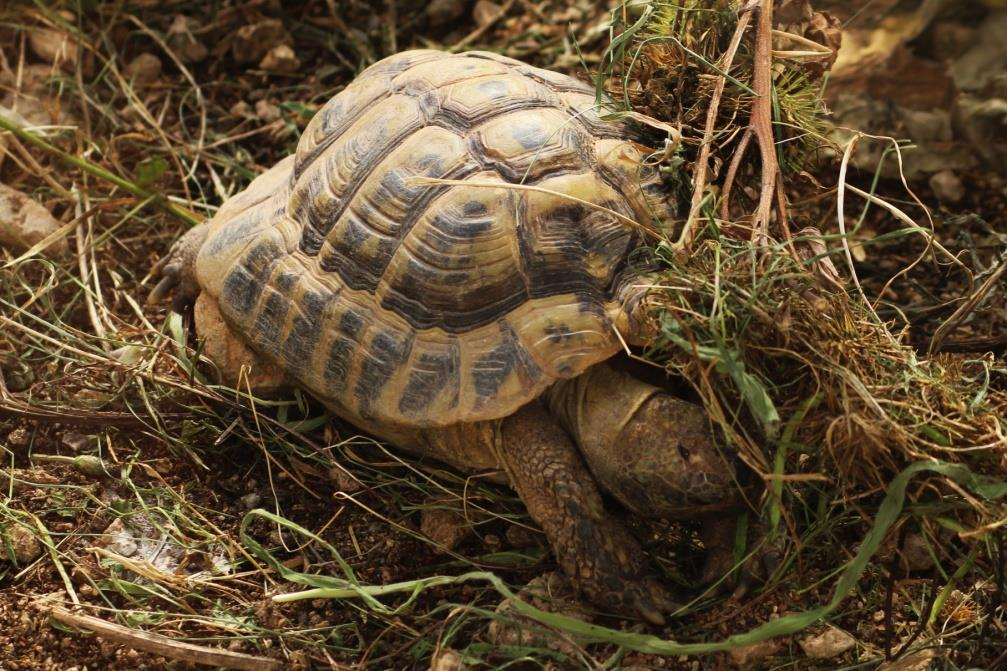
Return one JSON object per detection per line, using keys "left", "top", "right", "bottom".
{"left": 1, "top": 1, "right": 1006, "bottom": 669}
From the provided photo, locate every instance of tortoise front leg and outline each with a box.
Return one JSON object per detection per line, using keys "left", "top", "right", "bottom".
{"left": 498, "top": 401, "right": 677, "bottom": 624}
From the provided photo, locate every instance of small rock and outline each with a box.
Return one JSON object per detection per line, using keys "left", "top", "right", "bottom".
{"left": 7, "top": 524, "right": 43, "bottom": 565}
{"left": 61, "top": 432, "right": 97, "bottom": 453}
{"left": 167, "top": 15, "right": 207, "bottom": 64}
{"left": 28, "top": 28, "right": 78, "bottom": 71}
{"left": 0, "top": 63, "right": 76, "bottom": 131}
{"left": 727, "top": 639, "right": 782, "bottom": 666}
{"left": 473, "top": 0, "right": 504, "bottom": 28}
{"left": 426, "top": 0, "right": 467, "bottom": 26}
{"left": 0, "top": 182, "right": 69, "bottom": 256}
{"left": 229, "top": 100, "right": 253, "bottom": 119}
{"left": 429, "top": 649, "right": 465, "bottom": 671}
{"left": 799, "top": 626, "right": 857, "bottom": 659}
{"left": 8, "top": 427, "right": 29, "bottom": 448}
{"left": 124, "top": 53, "right": 162, "bottom": 87}
{"left": 420, "top": 505, "right": 471, "bottom": 551}
{"left": 98, "top": 519, "right": 139, "bottom": 557}
{"left": 259, "top": 44, "right": 300, "bottom": 74}
{"left": 233, "top": 19, "right": 292, "bottom": 65}
{"left": 240, "top": 492, "right": 262, "bottom": 510}
{"left": 254, "top": 99, "right": 281, "bottom": 123}
{"left": 929, "top": 170, "right": 965, "bottom": 204}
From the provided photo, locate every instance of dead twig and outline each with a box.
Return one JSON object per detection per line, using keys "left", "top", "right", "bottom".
{"left": 719, "top": 128, "right": 753, "bottom": 222}
{"left": 749, "top": 0, "right": 785, "bottom": 244}
{"left": 929, "top": 248, "right": 1007, "bottom": 354}
{"left": 37, "top": 602, "right": 281, "bottom": 671}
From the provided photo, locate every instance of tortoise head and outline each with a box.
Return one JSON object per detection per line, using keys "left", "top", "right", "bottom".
{"left": 547, "top": 362, "right": 739, "bottom": 518}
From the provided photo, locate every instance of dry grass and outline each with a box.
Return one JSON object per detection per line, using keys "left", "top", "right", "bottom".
{"left": 1, "top": 1, "right": 1006, "bottom": 669}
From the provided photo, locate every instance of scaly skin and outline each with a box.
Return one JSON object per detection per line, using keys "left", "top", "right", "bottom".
{"left": 497, "top": 401, "right": 679, "bottom": 625}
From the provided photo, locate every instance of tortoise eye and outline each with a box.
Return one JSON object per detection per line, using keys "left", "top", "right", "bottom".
{"left": 678, "top": 444, "right": 691, "bottom": 460}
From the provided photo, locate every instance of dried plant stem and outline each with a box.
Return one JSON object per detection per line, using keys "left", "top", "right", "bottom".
{"left": 37, "top": 602, "right": 281, "bottom": 671}
{"left": 73, "top": 187, "right": 107, "bottom": 343}
{"left": 929, "top": 249, "right": 1007, "bottom": 354}
{"left": 677, "top": 7, "right": 755, "bottom": 251}
{"left": 750, "top": 0, "right": 785, "bottom": 243}
{"left": 719, "top": 128, "right": 753, "bottom": 221}
{"left": 836, "top": 134, "right": 896, "bottom": 345}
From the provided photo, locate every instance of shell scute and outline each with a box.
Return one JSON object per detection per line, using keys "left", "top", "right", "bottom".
{"left": 392, "top": 56, "right": 510, "bottom": 91}
{"left": 471, "top": 108, "right": 590, "bottom": 182}
{"left": 436, "top": 73, "right": 556, "bottom": 129}
{"left": 378, "top": 178, "right": 525, "bottom": 331}
{"left": 315, "top": 125, "right": 472, "bottom": 292}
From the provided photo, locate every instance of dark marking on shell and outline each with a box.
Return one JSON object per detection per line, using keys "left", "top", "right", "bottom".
{"left": 222, "top": 268, "right": 263, "bottom": 318}
{"left": 221, "top": 238, "right": 284, "bottom": 318}
{"left": 324, "top": 337, "right": 355, "bottom": 393}
{"left": 544, "top": 324, "right": 574, "bottom": 343}
{"left": 252, "top": 291, "right": 290, "bottom": 348}
{"left": 472, "top": 321, "right": 541, "bottom": 402}
{"left": 282, "top": 290, "right": 330, "bottom": 376}
{"left": 398, "top": 341, "right": 461, "bottom": 415}
{"left": 355, "top": 329, "right": 415, "bottom": 418}
{"left": 462, "top": 200, "right": 488, "bottom": 217}
{"left": 275, "top": 271, "right": 298, "bottom": 293}
{"left": 339, "top": 309, "right": 365, "bottom": 338}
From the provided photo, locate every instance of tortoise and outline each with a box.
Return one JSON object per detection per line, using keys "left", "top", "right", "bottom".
{"left": 150, "top": 49, "right": 738, "bottom": 623}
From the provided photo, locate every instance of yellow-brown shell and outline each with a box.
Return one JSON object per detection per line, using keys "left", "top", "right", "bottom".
{"left": 194, "top": 50, "right": 677, "bottom": 429}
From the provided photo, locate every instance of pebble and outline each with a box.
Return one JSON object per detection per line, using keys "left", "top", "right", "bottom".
{"left": 0, "top": 183, "right": 69, "bottom": 257}
{"left": 799, "top": 626, "right": 857, "bottom": 659}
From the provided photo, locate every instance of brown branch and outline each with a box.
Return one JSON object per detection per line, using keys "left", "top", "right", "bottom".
{"left": 719, "top": 128, "right": 753, "bottom": 222}
{"left": 38, "top": 602, "right": 281, "bottom": 671}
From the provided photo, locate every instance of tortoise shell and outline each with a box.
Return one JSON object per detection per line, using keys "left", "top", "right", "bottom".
{"left": 194, "top": 49, "right": 677, "bottom": 429}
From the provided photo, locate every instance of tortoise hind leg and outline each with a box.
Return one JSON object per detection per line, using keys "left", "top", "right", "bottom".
{"left": 498, "top": 401, "right": 677, "bottom": 624}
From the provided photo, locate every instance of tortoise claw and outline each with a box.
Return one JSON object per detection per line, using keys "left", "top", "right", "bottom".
{"left": 147, "top": 263, "right": 181, "bottom": 305}
{"left": 147, "top": 224, "right": 208, "bottom": 312}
